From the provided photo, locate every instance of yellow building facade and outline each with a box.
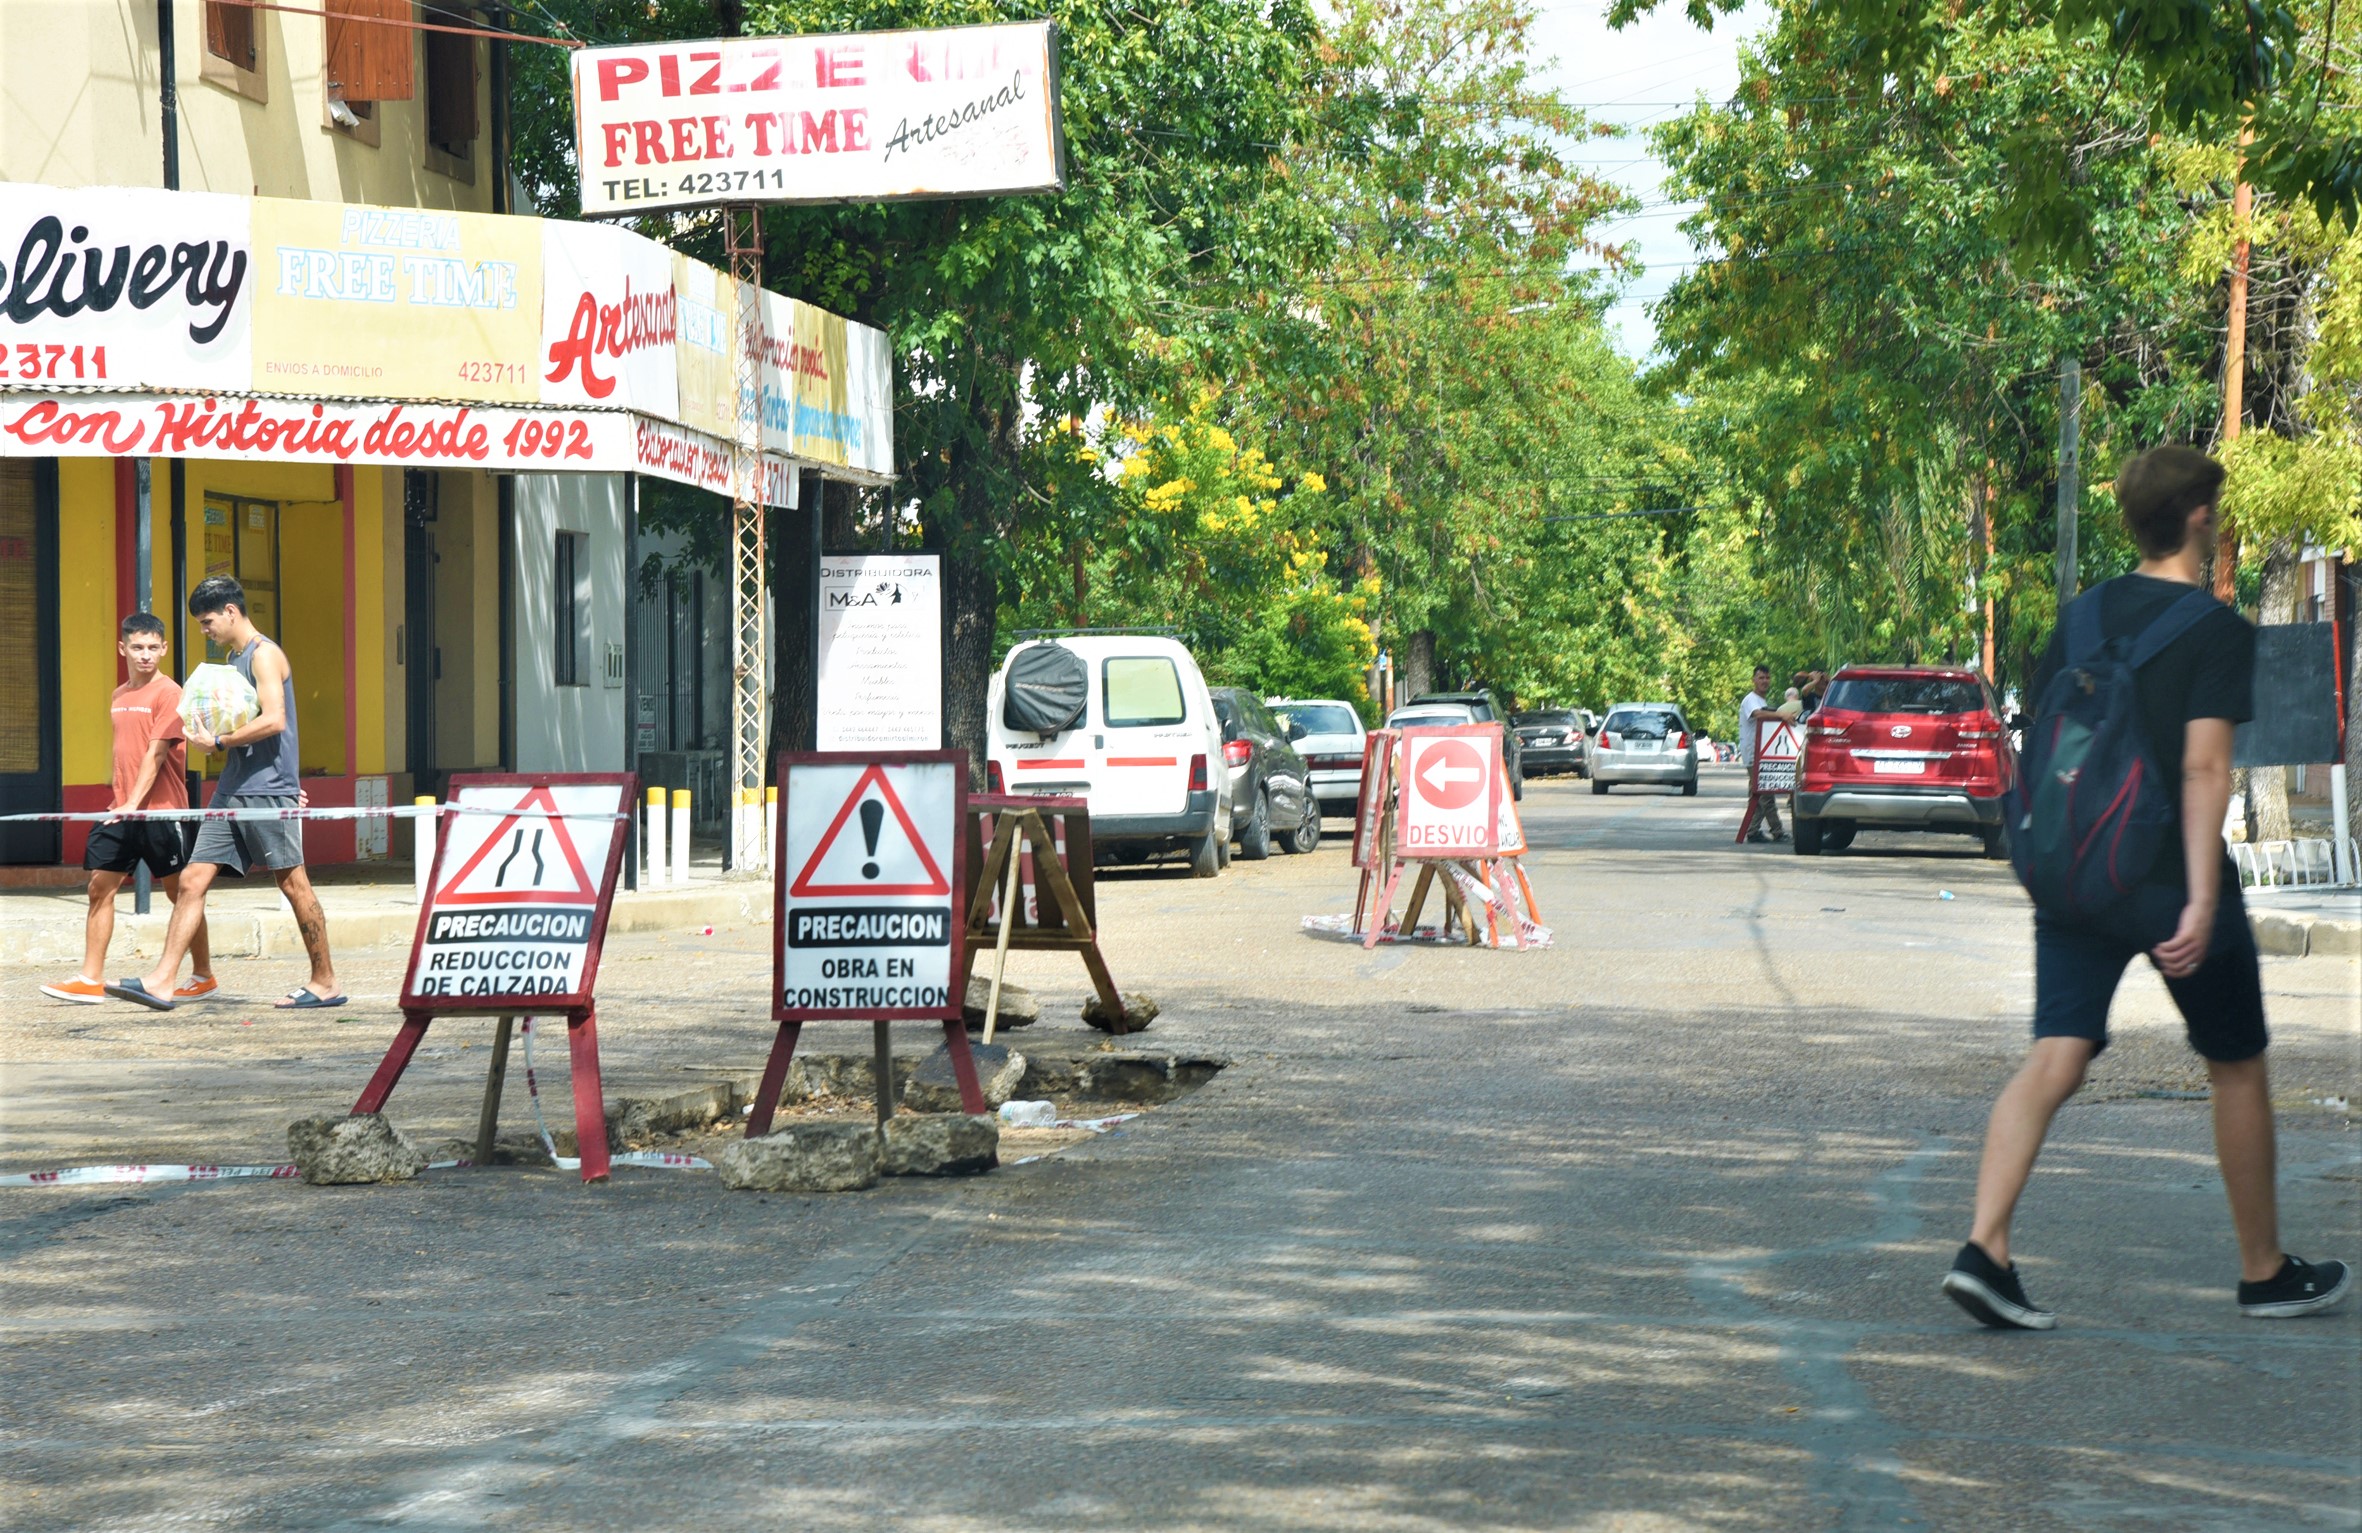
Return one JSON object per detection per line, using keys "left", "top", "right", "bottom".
{"left": 1, "top": 1, "right": 507, "bottom": 867}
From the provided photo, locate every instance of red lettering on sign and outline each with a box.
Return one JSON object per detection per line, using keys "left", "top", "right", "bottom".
{"left": 596, "top": 56, "right": 649, "bottom": 101}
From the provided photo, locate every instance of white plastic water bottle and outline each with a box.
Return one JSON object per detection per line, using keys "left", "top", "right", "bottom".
{"left": 998, "top": 1100, "right": 1058, "bottom": 1128}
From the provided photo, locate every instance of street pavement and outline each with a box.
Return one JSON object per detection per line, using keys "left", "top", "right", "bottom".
{"left": 3, "top": 767, "right": 2356, "bottom": 1531}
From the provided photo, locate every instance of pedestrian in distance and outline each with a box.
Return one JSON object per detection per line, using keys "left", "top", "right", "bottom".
{"left": 104, "top": 576, "right": 345, "bottom": 1012}
{"left": 39, "top": 614, "right": 216, "bottom": 1005}
{"left": 1738, "top": 664, "right": 1785, "bottom": 841}
{"left": 1944, "top": 446, "right": 2350, "bottom": 1329}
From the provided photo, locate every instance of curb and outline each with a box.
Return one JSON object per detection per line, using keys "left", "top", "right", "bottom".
{"left": 2250, "top": 908, "right": 2362, "bottom": 959}
{"left": 2, "top": 882, "right": 775, "bottom": 968}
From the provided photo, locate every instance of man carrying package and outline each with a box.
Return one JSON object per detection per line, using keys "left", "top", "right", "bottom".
{"left": 39, "top": 615, "right": 216, "bottom": 1004}
{"left": 106, "top": 577, "right": 344, "bottom": 1011}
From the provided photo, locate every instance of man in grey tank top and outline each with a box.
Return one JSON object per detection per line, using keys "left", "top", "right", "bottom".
{"left": 106, "top": 576, "right": 344, "bottom": 1011}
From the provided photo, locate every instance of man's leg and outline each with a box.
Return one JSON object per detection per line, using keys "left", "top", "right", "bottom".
{"left": 274, "top": 865, "right": 340, "bottom": 999}
{"left": 2206, "top": 1054, "right": 2283, "bottom": 1283}
{"left": 1762, "top": 792, "right": 1785, "bottom": 838}
{"left": 136, "top": 862, "right": 219, "bottom": 994}
{"left": 1968, "top": 1036, "right": 2098, "bottom": 1265}
{"left": 78, "top": 871, "right": 127, "bottom": 982}
{"left": 157, "top": 873, "right": 214, "bottom": 980}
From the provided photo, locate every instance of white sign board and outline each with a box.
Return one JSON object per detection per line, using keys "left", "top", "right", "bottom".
{"left": 571, "top": 22, "right": 1066, "bottom": 218}
{"left": 1395, "top": 725, "right": 1502, "bottom": 858}
{"left": 776, "top": 756, "right": 964, "bottom": 1021}
{"left": 1753, "top": 715, "right": 1800, "bottom": 793}
{"left": 402, "top": 778, "right": 631, "bottom": 1008}
{"left": 818, "top": 553, "right": 942, "bottom": 750}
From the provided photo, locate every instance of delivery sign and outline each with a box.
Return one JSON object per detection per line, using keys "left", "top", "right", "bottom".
{"left": 570, "top": 22, "right": 1065, "bottom": 217}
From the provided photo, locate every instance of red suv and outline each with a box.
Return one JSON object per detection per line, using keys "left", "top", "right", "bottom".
{"left": 1793, "top": 666, "right": 2015, "bottom": 858}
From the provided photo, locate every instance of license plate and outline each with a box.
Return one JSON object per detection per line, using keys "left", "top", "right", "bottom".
{"left": 1873, "top": 758, "right": 1925, "bottom": 775}
{"left": 1632, "top": 740, "right": 1659, "bottom": 752}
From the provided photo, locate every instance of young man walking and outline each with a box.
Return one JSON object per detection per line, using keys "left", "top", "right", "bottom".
{"left": 105, "top": 576, "right": 344, "bottom": 1011}
{"left": 40, "top": 615, "right": 215, "bottom": 1004}
{"left": 1738, "top": 664, "right": 1784, "bottom": 841}
{"left": 1944, "top": 446, "right": 2349, "bottom": 1328}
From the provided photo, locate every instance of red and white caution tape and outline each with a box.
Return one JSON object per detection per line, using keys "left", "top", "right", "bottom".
{"left": 517, "top": 1017, "right": 713, "bottom": 1173}
{"left": 0, "top": 804, "right": 624, "bottom": 824}
{"left": 0, "top": 1158, "right": 471, "bottom": 1187}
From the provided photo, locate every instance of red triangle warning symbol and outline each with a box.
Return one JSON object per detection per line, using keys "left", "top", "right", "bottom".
{"left": 789, "top": 764, "right": 952, "bottom": 899}
{"left": 433, "top": 787, "right": 600, "bottom": 906}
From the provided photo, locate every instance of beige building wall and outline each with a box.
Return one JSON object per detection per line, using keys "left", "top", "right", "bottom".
{"left": 0, "top": 1, "right": 492, "bottom": 208}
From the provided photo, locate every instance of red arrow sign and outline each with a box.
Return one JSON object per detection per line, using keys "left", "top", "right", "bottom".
{"left": 1412, "top": 737, "right": 1486, "bottom": 810}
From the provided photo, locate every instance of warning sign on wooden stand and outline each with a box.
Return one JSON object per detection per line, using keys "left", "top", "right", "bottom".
{"left": 749, "top": 751, "right": 990, "bottom": 1138}
{"left": 361, "top": 773, "right": 636, "bottom": 1183}
{"left": 1737, "top": 713, "right": 1800, "bottom": 843}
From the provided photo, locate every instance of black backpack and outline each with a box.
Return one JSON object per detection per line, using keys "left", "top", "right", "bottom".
{"left": 2006, "top": 585, "right": 2220, "bottom": 916}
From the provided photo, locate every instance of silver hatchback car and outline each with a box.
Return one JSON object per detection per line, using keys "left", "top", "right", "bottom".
{"left": 1589, "top": 703, "right": 1699, "bottom": 795}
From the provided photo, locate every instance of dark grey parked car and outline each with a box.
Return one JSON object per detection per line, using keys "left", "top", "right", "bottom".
{"left": 1210, "top": 687, "right": 1318, "bottom": 858}
{"left": 1512, "top": 709, "right": 1588, "bottom": 778}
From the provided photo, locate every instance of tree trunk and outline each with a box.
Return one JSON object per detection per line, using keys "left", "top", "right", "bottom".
{"left": 2250, "top": 535, "right": 2300, "bottom": 844}
{"left": 1401, "top": 628, "right": 1437, "bottom": 701}
{"left": 2343, "top": 558, "right": 2360, "bottom": 852}
{"left": 821, "top": 478, "right": 860, "bottom": 550}
{"left": 942, "top": 547, "right": 998, "bottom": 780}
{"left": 769, "top": 477, "right": 821, "bottom": 763}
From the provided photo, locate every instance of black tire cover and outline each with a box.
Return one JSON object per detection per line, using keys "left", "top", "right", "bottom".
{"left": 1002, "top": 642, "right": 1089, "bottom": 734}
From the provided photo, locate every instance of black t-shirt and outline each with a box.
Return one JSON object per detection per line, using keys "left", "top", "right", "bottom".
{"left": 2031, "top": 573, "right": 2256, "bottom": 887}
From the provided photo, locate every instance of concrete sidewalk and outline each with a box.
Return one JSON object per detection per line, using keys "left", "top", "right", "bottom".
{"left": 1, "top": 859, "right": 775, "bottom": 970}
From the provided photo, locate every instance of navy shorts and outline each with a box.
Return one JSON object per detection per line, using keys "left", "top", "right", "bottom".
{"left": 2032, "top": 870, "right": 2266, "bottom": 1062}
{"left": 83, "top": 819, "right": 194, "bottom": 879}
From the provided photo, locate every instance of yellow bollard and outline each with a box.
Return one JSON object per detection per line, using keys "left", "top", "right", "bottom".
{"left": 671, "top": 788, "right": 692, "bottom": 886}
{"left": 645, "top": 784, "right": 668, "bottom": 890}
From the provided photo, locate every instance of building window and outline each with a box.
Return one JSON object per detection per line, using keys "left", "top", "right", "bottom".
{"left": 325, "top": 0, "right": 413, "bottom": 104}
{"left": 423, "top": 7, "right": 479, "bottom": 181}
{"left": 200, "top": 0, "right": 267, "bottom": 103}
{"left": 553, "top": 531, "right": 590, "bottom": 688}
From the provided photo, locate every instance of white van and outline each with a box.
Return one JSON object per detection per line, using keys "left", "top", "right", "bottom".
{"left": 986, "top": 631, "right": 1231, "bottom": 876}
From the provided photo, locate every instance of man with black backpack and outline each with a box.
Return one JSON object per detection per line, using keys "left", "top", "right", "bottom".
{"left": 1942, "top": 446, "right": 2350, "bottom": 1330}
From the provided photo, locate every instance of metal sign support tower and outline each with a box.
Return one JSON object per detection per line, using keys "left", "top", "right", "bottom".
{"left": 727, "top": 206, "right": 770, "bottom": 871}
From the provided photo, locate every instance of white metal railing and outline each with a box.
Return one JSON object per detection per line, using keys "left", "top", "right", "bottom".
{"left": 2233, "top": 836, "right": 2359, "bottom": 890}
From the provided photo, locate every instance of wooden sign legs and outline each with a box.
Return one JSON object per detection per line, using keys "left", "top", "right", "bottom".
{"left": 961, "top": 805, "right": 1138, "bottom": 1031}
{"left": 743, "top": 1016, "right": 989, "bottom": 1138}
{"left": 353, "top": 1007, "right": 613, "bottom": 1183}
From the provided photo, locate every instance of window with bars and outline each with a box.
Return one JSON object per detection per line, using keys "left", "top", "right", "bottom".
{"left": 554, "top": 531, "right": 591, "bottom": 688}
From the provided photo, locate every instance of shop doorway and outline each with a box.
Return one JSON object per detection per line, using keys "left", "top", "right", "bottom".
{"left": 402, "top": 470, "right": 438, "bottom": 792}
{"left": 201, "top": 494, "right": 282, "bottom": 657}
{"left": 0, "top": 459, "right": 61, "bottom": 863}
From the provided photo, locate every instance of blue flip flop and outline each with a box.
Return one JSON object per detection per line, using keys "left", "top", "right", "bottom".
{"left": 276, "top": 987, "right": 348, "bottom": 1009}
{"left": 103, "top": 978, "right": 175, "bottom": 1011}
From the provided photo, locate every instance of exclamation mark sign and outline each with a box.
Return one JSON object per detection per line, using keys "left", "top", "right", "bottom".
{"left": 858, "top": 799, "right": 884, "bottom": 879}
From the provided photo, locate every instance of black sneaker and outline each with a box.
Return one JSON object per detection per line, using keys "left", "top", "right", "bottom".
{"left": 1942, "top": 1241, "right": 2057, "bottom": 1330}
{"left": 2238, "top": 1255, "right": 2353, "bottom": 1318}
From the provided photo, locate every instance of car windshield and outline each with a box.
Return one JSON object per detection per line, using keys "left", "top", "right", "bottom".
{"left": 1825, "top": 676, "right": 1984, "bottom": 715}
{"left": 1604, "top": 710, "right": 1672, "bottom": 737}
{"left": 1276, "top": 703, "right": 1360, "bottom": 737}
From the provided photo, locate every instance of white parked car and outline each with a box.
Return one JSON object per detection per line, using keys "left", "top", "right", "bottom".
{"left": 1590, "top": 702, "right": 1700, "bottom": 795}
{"left": 1384, "top": 701, "right": 1477, "bottom": 730}
{"left": 1269, "top": 698, "right": 1368, "bottom": 819}
{"left": 986, "top": 631, "right": 1232, "bottom": 877}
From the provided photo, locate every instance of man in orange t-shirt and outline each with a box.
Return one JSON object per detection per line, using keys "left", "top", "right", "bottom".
{"left": 39, "top": 615, "right": 215, "bottom": 1004}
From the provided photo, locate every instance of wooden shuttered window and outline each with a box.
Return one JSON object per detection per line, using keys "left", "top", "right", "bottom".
{"left": 326, "top": 0, "right": 413, "bottom": 102}
{"left": 204, "top": 1, "right": 257, "bottom": 70}
{"left": 423, "top": 15, "right": 478, "bottom": 157}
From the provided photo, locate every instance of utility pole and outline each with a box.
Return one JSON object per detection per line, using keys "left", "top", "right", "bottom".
{"left": 2215, "top": 135, "right": 2252, "bottom": 603}
{"left": 2055, "top": 359, "right": 2080, "bottom": 617}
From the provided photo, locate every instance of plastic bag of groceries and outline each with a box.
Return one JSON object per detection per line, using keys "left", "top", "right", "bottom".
{"left": 179, "top": 662, "right": 259, "bottom": 741}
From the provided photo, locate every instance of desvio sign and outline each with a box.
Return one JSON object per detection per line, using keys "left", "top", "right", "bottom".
{"left": 570, "top": 22, "right": 1066, "bottom": 217}
{"left": 1394, "top": 725, "right": 1502, "bottom": 859}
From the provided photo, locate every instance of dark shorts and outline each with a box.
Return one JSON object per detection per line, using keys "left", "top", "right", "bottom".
{"left": 83, "top": 819, "right": 194, "bottom": 879}
{"left": 189, "top": 795, "right": 306, "bottom": 876}
{"left": 2033, "top": 872, "right": 2266, "bottom": 1062}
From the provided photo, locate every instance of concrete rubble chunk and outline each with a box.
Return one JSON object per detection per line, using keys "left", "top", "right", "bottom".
{"left": 963, "top": 974, "right": 1042, "bottom": 1030}
{"left": 1082, "top": 991, "right": 1159, "bottom": 1034}
{"left": 288, "top": 1113, "right": 427, "bottom": 1185}
{"left": 881, "top": 1114, "right": 1000, "bottom": 1176}
{"left": 716, "top": 1122, "right": 881, "bottom": 1192}
{"left": 903, "top": 1042, "right": 1027, "bottom": 1113}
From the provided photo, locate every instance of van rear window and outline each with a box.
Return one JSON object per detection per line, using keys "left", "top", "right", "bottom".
{"left": 1826, "top": 676, "right": 1985, "bottom": 715}
{"left": 1104, "top": 657, "right": 1187, "bottom": 726}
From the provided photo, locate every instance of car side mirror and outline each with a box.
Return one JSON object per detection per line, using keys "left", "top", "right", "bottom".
{"left": 1287, "top": 722, "right": 1307, "bottom": 741}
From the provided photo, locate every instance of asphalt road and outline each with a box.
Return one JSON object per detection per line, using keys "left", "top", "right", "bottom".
{"left": 4, "top": 767, "right": 2357, "bottom": 1531}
